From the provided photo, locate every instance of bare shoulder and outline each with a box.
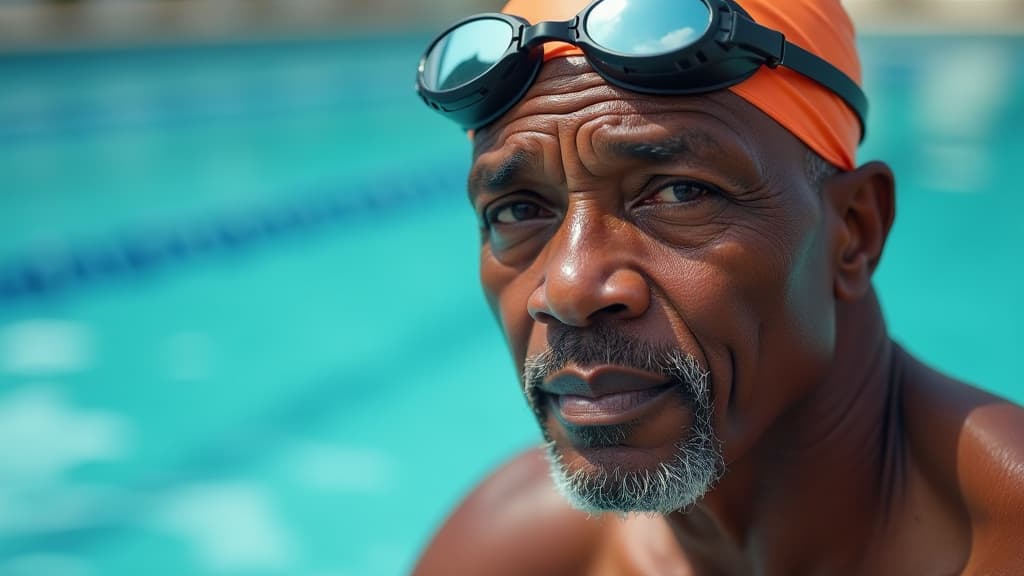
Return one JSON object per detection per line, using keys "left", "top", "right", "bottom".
{"left": 953, "top": 389, "right": 1024, "bottom": 571}
{"left": 900, "top": 351, "right": 1024, "bottom": 571}
{"left": 412, "top": 446, "right": 605, "bottom": 576}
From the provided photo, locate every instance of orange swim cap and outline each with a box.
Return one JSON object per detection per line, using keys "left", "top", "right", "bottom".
{"left": 499, "top": 0, "right": 862, "bottom": 170}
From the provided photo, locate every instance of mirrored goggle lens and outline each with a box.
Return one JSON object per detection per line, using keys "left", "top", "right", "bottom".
{"left": 422, "top": 17, "right": 515, "bottom": 92}
{"left": 586, "top": 0, "right": 712, "bottom": 56}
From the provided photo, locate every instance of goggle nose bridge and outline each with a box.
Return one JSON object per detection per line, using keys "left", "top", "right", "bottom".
{"left": 520, "top": 18, "right": 580, "bottom": 49}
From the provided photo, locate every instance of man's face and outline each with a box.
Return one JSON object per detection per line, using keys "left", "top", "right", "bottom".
{"left": 469, "top": 58, "right": 839, "bottom": 513}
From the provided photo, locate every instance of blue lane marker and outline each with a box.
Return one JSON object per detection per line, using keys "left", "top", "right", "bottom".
{"left": 0, "top": 162, "right": 467, "bottom": 305}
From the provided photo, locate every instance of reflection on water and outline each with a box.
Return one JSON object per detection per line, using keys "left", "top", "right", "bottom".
{"left": 916, "top": 41, "right": 1013, "bottom": 194}
{"left": 0, "top": 554, "right": 93, "bottom": 576}
{"left": 0, "top": 386, "right": 131, "bottom": 535}
{"left": 0, "top": 34, "right": 1022, "bottom": 575}
{"left": 156, "top": 482, "right": 296, "bottom": 573}
{"left": 286, "top": 443, "right": 399, "bottom": 494}
{"left": 1, "top": 321, "right": 94, "bottom": 375}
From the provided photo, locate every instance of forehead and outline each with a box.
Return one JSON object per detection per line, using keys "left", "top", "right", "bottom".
{"left": 470, "top": 57, "right": 805, "bottom": 185}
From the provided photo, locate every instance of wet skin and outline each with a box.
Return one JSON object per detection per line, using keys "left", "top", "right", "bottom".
{"left": 413, "top": 58, "right": 1024, "bottom": 575}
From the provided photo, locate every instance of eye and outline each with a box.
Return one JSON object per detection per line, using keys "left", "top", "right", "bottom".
{"left": 487, "top": 201, "right": 553, "bottom": 225}
{"left": 647, "top": 181, "right": 715, "bottom": 205}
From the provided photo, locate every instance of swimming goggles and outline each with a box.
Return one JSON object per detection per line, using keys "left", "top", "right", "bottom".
{"left": 416, "top": 0, "right": 867, "bottom": 139}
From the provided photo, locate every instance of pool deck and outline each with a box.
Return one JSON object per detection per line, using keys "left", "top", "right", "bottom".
{"left": 0, "top": 0, "right": 1021, "bottom": 54}
{"left": 847, "top": 0, "right": 1024, "bottom": 34}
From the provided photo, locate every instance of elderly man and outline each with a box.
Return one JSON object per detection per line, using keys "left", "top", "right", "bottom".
{"left": 412, "top": 0, "right": 1024, "bottom": 573}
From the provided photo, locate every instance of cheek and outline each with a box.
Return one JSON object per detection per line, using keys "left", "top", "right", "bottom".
{"left": 781, "top": 221, "right": 837, "bottom": 359}
{"left": 720, "top": 217, "right": 835, "bottom": 441}
{"left": 480, "top": 249, "right": 504, "bottom": 320}
{"left": 480, "top": 248, "right": 536, "bottom": 370}
{"left": 657, "top": 213, "right": 834, "bottom": 452}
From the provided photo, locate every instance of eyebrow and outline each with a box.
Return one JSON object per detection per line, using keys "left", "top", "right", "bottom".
{"left": 471, "top": 149, "right": 534, "bottom": 193}
{"left": 604, "top": 131, "right": 723, "bottom": 163}
{"left": 470, "top": 129, "right": 732, "bottom": 194}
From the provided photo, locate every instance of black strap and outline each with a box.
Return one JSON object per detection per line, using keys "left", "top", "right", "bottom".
{"left": 781, "top": 42, "right": 869, "bottom": 141}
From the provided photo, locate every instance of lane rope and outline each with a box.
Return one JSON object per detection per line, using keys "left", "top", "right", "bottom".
{"left": 0, "top": 162, "right": 468, "bottom": 304}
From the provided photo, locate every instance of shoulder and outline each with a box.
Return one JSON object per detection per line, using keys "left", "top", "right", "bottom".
{"left": 955, "top": 397, "right": 1024, "bottom": 570}
{"left": 900, "top": 352, "right": 1024, "bottom": 569}
{"left": 412, "top": 446, "right": 607, "bottom": 576}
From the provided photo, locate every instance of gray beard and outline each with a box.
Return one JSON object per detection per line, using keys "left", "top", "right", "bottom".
{"left": 527, "top": 346, "right": 723, "bottom": 515}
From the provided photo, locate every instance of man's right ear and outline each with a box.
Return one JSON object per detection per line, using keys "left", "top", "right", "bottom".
{"left": 823, "top": 161, "right": 896, "bottom": 302}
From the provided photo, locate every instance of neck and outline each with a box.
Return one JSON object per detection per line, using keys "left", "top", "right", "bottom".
{"left": 667, "top": 290, "right": 905, "bottom": 574}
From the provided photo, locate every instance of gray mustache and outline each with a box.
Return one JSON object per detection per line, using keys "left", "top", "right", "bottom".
{"left": 522, "top": 325, "right": 710, "bottom": 408}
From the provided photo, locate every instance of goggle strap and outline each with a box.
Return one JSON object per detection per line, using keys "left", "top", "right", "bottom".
{"left": 730, "top": 14, "right": 866, "bottom": 139}
{"left": 780, "top": 42, "right": 869, "bottom": 141}
{"left": 729, "top": 15, "right": 785, "bottom": 66}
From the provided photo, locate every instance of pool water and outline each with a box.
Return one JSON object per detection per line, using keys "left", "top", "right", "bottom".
{"left": 0, "top": 34, "right": 1021, "bottom": 576}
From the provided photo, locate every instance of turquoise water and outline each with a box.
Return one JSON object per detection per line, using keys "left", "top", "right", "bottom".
{"left": 0, "top": 35, "right": 1021, "bottom": 576}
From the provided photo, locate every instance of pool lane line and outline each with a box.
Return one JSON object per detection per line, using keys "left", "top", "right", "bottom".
{"left": 0, "top": 161, "right": 468, "bottom": 306}
{"left": 0, "top": 89, "right": 419, "bottom": 144}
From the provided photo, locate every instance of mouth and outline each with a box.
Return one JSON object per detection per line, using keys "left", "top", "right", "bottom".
{"left": 550, "top": 381, "right": 678, "bottom": 426}
{"left": 537, "top": 364, "right": 681, "bottom": 427}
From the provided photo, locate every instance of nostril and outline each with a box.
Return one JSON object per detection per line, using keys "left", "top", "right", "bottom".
{"left": 533, "top": 310, "right": 558, "bottom": 324}
{"left": 598, "top": 303, "right": 628, "bottom": 316}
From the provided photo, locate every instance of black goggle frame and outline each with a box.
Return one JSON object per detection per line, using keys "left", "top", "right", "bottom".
{"left": 417, "top": 0, "right": 867, "bottom": 140}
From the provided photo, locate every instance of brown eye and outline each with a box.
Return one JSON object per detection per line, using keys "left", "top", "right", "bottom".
{"left": 649, "top": 181, "right": 713, "bottom": 204}
{"left": 489, "top": 201, "right": 551, "bottom": 224}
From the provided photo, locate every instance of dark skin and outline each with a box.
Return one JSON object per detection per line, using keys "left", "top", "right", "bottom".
{"left": 413, "top": 58, "right": 1024, "bottom": 575}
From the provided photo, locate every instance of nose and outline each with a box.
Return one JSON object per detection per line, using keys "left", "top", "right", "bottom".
{"left": 527, "top": 211, "right": 650, "bottom": 327}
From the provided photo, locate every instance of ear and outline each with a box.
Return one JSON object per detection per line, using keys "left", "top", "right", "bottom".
{"left": 823, "top": 161, "right": 896, "bottom": 301}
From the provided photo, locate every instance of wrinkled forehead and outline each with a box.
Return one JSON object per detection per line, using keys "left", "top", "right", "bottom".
{"left": 470, "top": 56, "right": 803, "bottom": 173}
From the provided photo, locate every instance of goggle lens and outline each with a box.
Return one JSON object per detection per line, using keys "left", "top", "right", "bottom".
{"left": 585, "top": 0, "right": 712, "bottom": 56}
{"left": 422, "top": 17, "right": 515, "bottom": 92}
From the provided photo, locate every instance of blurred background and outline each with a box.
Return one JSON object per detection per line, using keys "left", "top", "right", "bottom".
{"left": 0, "top": 1, "right": 1021, "bottom": 575}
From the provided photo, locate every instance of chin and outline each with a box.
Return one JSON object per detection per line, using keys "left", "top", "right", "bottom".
{"left": 538, "top": 392, "right": 723, "bottom": 515}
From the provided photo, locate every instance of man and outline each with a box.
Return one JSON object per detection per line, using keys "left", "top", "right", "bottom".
{"left": 413, "top": 0, "right": 1024, "bottom": 573}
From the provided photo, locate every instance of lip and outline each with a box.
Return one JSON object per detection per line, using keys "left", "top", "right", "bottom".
{"left": 540, "top": 364, "right": 671, "bottom": 397}
{"left": 540, "top": 364, "right": 676, "bottom": 426}
{"left": 554, "top": 381, "right": 678, "bottom": 426}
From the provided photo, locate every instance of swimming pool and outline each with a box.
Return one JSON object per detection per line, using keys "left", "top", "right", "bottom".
{"left": 0, "top": 34, "right": 1021, "bottom": 576}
